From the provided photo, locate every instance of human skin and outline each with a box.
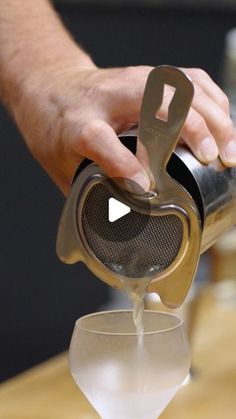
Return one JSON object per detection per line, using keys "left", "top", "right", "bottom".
{"left": 0, "top": 0, "right": 236, "bottom": 196}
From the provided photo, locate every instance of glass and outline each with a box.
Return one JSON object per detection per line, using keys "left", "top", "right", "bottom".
{"left": 69, "top": 310, "right": 190, "bottom": 419}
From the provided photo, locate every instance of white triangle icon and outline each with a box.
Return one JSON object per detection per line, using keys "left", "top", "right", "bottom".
{"left": 108, "top": 198, "right": 131, "bottom": 222}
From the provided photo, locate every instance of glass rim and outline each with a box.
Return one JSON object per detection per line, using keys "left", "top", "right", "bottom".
{"left": 75, "top": 309, "right": 184, "bottom": 336}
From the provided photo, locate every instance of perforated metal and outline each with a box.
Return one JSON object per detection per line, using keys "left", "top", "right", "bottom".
{"left": 81, "top": 183, "right": 183, "bottom": 278}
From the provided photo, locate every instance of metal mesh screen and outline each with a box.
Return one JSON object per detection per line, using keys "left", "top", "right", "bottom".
{"left": 81, "top": 183, "right": 183, "bottom": 278}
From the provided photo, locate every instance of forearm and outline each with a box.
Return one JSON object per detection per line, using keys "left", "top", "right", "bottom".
{"left": 0, "top": 0, "right": 95, "bottom": 111}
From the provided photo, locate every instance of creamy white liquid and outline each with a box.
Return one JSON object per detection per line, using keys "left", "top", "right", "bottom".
{"left": 122, "top": 277, "right": 150, "bottom": 346}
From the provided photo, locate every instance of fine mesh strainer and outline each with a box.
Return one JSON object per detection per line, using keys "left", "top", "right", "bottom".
{"left": 81, "top": 182, "right": 183, "bottom": 278}
{"left": 56, "top": 66, "right": 202, "bottom": 308}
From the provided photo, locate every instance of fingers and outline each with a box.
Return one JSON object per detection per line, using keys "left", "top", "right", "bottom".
{"left": 181, "top": 108, "right": 219, "bottom": 163}
{"left": 73, "top": 119, "right": 150, "bottom": 192}
{"left": 153, "top": 80, "right": 219, "bottom": 164}
{"left": 183, "top": 68, "right": 230, "bottom": 114}
{"left": 191, "top": 90, "right": 236, "bottom": 166}
{"left": 182, "top": 68, "right": 236, "bottom": 166}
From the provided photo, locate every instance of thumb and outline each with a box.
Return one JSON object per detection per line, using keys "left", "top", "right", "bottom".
{"left": 76, "top": 119, "right": 150, "bottom": 193}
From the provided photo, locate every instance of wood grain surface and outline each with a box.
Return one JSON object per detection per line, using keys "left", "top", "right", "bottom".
{"left": 1, "top": 285, "right": 236, "bottom": 419}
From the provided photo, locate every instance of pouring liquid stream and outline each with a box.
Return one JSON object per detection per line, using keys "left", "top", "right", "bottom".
{"left": 122, "top": 276, "right": 151, "bottom": 346}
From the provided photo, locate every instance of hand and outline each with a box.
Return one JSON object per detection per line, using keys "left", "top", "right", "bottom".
{"left": 12, "top": 64, "right": 236, "bottom": 196}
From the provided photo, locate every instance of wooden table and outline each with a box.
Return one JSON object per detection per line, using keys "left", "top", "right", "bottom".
{"left": 1, "top": 286, "right": 236, "bottom": 419}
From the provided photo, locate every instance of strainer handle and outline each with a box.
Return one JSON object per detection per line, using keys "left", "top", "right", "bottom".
{"left": 137, "top": 66, "right": 194, "bottom": 189}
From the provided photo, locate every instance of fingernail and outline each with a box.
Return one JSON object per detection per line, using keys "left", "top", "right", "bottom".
{"left": 199, "top": 137, "right": 218, "bottom": 161}
{"left": 129, "top": 172, "right": 150, "bottom": 193}
{"left": 224, "top": 139, "right": 236, "bottom": 164}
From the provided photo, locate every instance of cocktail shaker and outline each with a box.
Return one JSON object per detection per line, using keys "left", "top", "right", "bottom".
{"left": 56, "top": 66, "right": 236, "bottom": 308}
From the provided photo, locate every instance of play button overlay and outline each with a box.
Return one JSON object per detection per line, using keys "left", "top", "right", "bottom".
{"left": 108, "top": 198, "right": 131, "bottom": 222}
{"left": 81, "top": 177, "right": 151, "bottom": 243}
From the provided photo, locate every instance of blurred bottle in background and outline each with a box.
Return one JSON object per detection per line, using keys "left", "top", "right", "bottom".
{"left": 211, "top": 227, "right": 236, "bottom": 282}
{"left": 210, "top": 227, "right": 236, "bottom": 307}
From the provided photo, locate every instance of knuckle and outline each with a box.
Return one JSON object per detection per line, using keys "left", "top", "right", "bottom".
{"left": 136, "top": 65, "right": 153, "bottom": 76}
{"left": 219, "top": 92, "right": 230, "bottom": 111}
{"left": 117, "top": 66, "right": 136, "bottom": 82}
{"left": 78, "top": 119, "right": 106, "bottom": 151}
{"left": 220, "top": 117, "right": 234, "bottom": 136}
{"left": 122, "top": 65, "right": 153, "bottom": 84}
{"left": 120, "top": 65, "right": 153, "bottom": 102}
{"left": 122, "top": 66, "right": 137, "bottom": 77}
{"left": 190, "top": 67, "right": 208, "bottom": 80}
{"left": 193, "top": 84, "right": 204, "bottom": 100}
{"left": 186, "top": 114, "right": 206, "bottom": 138}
